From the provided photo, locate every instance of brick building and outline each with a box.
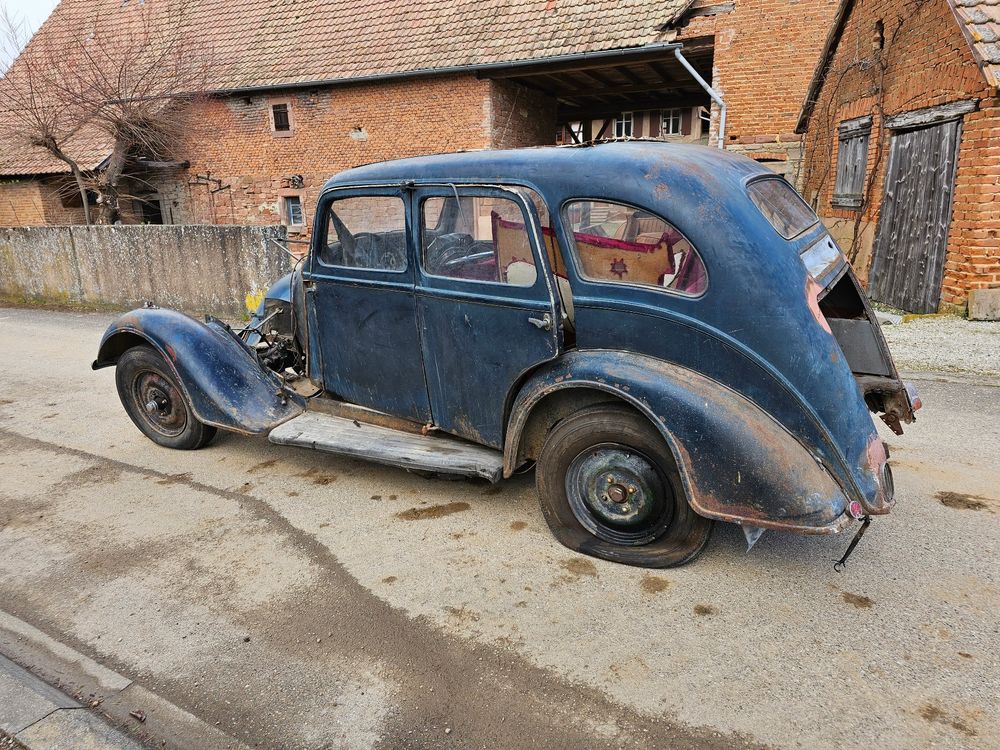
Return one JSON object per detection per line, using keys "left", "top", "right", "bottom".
{"left": 797, "top": 0, "right": 999, "bottom": 312}
{"left": 0, "top": 0, "right": 845, "bottom": 233}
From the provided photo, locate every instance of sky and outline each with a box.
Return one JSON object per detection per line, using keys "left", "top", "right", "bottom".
{"left": 3, "top": 0, "right": 59, "bottom": 43}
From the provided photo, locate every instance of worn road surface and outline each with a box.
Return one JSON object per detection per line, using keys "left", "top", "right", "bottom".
{"left": 0, "top": 307, "right": 997, "bottom": 749}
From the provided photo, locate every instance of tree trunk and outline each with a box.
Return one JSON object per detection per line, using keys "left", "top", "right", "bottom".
{"left": 96, "top": 140, "right": 129, "bottom": 224}
{"left": 69, "top": 164, "right": 91, "bottom": 225}
{"left": 43, "top": 142, "right": 92, "bottom": 225}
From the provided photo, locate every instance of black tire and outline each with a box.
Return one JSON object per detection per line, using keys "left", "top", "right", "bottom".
{"left": 115, "top": 346, "right": 217, "bottom": 450}
{"left": 536, "top": 403, "right": 712, "bottom": 568}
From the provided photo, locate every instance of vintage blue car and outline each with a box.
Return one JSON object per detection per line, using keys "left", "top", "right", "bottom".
{"left": 94, "top": 142, "right": 918, "bottom": 567}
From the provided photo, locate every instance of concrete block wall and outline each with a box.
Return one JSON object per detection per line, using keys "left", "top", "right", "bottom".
{"left": 0, "top": 225, "right": 291, "bottom": 317}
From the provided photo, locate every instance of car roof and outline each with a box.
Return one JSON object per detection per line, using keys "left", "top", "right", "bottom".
{"left": 322, "top": 140, "right": 773, "bottom": 196}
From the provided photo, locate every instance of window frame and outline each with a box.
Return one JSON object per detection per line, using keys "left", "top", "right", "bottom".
{"left": 312, "top": 189, "right": 409, "bottom": 275}
{"left": 661, "top": 108, "right": 683, "bottom": 137}
{"left": 558, "top": 197, "right": 709, "bottom": 299}
{"left": 832, "top": 116, "right": 872, "bottom": 209}
{"left": 614, "top": 112, "right": 634, "bottom": 139}
{"left": 416, "top": 186, "right": 546, "bottom": 291}
{"left": 269, "top": 98, "right": 294, "bottom": 136}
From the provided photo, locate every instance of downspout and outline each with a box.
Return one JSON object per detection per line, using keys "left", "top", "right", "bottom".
{"left": 673, "top": 47, "right": 726, "bottom": 149}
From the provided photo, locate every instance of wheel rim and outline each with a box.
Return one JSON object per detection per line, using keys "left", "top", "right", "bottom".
{"left": 565, "top": 443, "right": 675, "bottom": 546}
{"left": 131, "top": 370, "right": 188, "bottom": 437}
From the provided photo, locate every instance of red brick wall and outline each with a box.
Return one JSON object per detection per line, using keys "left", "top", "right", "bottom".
{"left": 799, "top": 0, "right": 998, "bottom": 308}
{"left": 146, "top": 74, "right": 530, "bottom": 236}
{"left": 0, "top": 176, "right": 93, "bottom": 226}
{"left": 676, "top": 0, "right": 841, "bottom": 181}
{"left": 0, "top": 179, "right": 46, "bottom": 226}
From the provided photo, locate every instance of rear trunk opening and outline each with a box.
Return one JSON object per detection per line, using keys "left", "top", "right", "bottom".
{"left": 818, "top": 268, "right": 918, "bottom": 434}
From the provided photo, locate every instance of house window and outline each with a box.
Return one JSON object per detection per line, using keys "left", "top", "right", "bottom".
{"left": 832, "top": 116, "right": 872, "bottom": 209}
{"left": 282, "top": 195, "right": 304, "bottom": 228}
{"left": 661, "top": 109, "right": 683, "bottom": 136}
{"left": 270, "top": 100, "right": 293, "bottom": 134}
{"left": 614, "top": 112, "right": 633, "bottom": 138}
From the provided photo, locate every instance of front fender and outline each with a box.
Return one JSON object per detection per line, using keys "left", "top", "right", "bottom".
{"left": 506, "top": 350, "right": 853, "bottom": 534}
{"left": 93, "top": 307, "right": 305, "bottom": 435}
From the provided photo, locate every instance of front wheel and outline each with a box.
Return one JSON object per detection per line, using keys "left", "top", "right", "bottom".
{"left": 536, "top": 404, "right": 712, "bottom": 567}
{"left": 115, "top": 346, "right": 216, "bottom": 450}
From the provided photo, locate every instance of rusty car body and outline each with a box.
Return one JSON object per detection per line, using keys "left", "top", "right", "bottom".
{"left": 94, "top": 142, "right": 918, "bottom": 567}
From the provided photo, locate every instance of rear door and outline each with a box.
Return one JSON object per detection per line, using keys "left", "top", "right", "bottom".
{"left": 413, "top": 185, "right": 561, "bottom": 448}
{"left": 306, "top": 188, "right": 431, "bottom": 423}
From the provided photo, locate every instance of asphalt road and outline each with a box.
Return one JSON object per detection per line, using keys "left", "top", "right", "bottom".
{"left": 0, "top": 306, "right": 997, "bottom": 750}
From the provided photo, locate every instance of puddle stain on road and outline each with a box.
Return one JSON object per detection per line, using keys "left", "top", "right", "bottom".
{"left": 395, "top": 501, "right": 470, "bottom": 521}
{"left": 918, "top": 702, "right": 978, "bottom": 737}
{"left": 640, "top": 575, "right": 671, "bottom": 594}
{"left": 841, "top": 592, "right": 875, "bottom": 609}
{"left": 935, "top": 490, "right": 994, "bottom": 513}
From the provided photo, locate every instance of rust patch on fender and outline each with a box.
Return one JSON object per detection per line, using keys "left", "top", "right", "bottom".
{"left": 806, "top": 276, "right": 832, "bottom": 334}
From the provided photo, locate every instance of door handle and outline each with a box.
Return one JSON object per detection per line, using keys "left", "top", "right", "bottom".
{"left": 527, "top": 313, "right": 553, "bottom": 331}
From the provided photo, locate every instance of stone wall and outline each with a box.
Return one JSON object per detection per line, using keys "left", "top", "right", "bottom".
{"left": 0, "top": 225, "right": 291, "bottom": 317}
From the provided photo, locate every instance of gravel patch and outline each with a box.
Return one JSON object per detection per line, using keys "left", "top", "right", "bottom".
{"left": 881, "top": 316, "right": 1000, "bottom": 376}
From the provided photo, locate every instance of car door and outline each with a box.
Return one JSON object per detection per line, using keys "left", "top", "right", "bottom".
{"left": 306, "top": 187, "right": 432, "bottom": 423}
{"left": 413, "top": 185, "right": 561, "bottom": 448}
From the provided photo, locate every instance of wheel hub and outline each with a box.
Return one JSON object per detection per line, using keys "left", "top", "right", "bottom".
{"left": 565, "top": 444, "right": 674, "bottom": 546}
{"left": 133, "top": 372, "right": 187, "bottom": 436}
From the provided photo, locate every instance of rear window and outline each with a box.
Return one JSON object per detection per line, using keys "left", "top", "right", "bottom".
{"left": 747, "top": 178, "right": 818, "bottom": 239}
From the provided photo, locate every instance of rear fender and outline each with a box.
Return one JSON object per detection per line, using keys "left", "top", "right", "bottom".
{"left": 93, "top": 307, "right": 305, "bottom": 435}
{"left": 506, "top": 350, "right": 854, "bottom": 534}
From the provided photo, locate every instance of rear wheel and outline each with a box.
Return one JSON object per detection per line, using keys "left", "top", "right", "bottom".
{"left": 536, "top": 404, "right": 712, "bottom": 567}
{"left": 115, "top": 346, "right": 216, "bottom": 450}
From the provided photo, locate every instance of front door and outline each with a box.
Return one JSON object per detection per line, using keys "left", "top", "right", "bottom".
{"left": 413, "top": 186, "right": 561, "bottom": 448}
{"left": 306, "top": 188, "right": 431, "bottom": 423}
{"left": 868, "top": 117, "right": 962, "bottom": 313}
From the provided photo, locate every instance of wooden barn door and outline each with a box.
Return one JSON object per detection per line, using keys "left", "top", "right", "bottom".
{"left": 868, "top": 117, "right": 962, "bottom": 313}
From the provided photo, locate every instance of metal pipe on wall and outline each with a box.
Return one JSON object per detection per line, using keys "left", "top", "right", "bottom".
{"left": 673, "top": 48, "right": 726, "bottom": 149}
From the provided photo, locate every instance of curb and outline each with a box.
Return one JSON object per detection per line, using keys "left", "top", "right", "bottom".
{"left": 0, "top": 612, "right": 251, "bottom": 750}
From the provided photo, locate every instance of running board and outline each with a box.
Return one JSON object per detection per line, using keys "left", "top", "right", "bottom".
{"left": 268, "top": 412, "right": 504, "bottom": 482}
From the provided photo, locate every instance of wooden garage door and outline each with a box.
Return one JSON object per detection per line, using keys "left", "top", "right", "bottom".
{"left": 868, "top": 118, "right": 962, "bottom": 313}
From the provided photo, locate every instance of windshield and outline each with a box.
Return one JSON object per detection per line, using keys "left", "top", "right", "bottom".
{"left": 747, "top": 178, "right": 819, "bottom": 240}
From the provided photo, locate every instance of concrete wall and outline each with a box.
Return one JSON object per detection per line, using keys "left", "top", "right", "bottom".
{"left": 0, "top": 225, "right": 291, "bottom": 317}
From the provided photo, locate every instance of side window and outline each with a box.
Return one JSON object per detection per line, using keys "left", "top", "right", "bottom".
{"left": 563, "top": 200, "right": 707, "bottom": 296}
{"left": 420, "top": 194, "right": 537, "bottom": 287}
{"left": 319, "top": 195, "right": 406, "bottom": 271}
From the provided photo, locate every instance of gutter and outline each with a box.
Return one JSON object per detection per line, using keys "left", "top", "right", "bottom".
{"left": 673, "top": 48, "right": 726, "bottom": 148}
{"left": 206, "top": 43, "right": 685, "bottom": 97}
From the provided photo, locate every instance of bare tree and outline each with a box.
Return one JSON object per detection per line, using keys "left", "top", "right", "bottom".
{"left": 0, "top": 6, "right": 95, "bottom": 223}
{"left": 0, "top": 1, "right": 212, "bottom": 224}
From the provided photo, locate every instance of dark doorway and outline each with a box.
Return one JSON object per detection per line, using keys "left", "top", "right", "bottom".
{"left": 868, "top": 118, "right": 962, "bottom": 313}
{"left": 135, "top": 197, "right": 165, "bottom": 225}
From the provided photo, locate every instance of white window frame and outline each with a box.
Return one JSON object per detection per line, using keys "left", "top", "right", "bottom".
{"left": 661, "top": 108, "right": 683, "bottom": 137}
{"left": 614, "top": 112, "right": 633, "bottom": 138}
{"left": 282, "top": 194, "right": 305, "bottom": 230}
